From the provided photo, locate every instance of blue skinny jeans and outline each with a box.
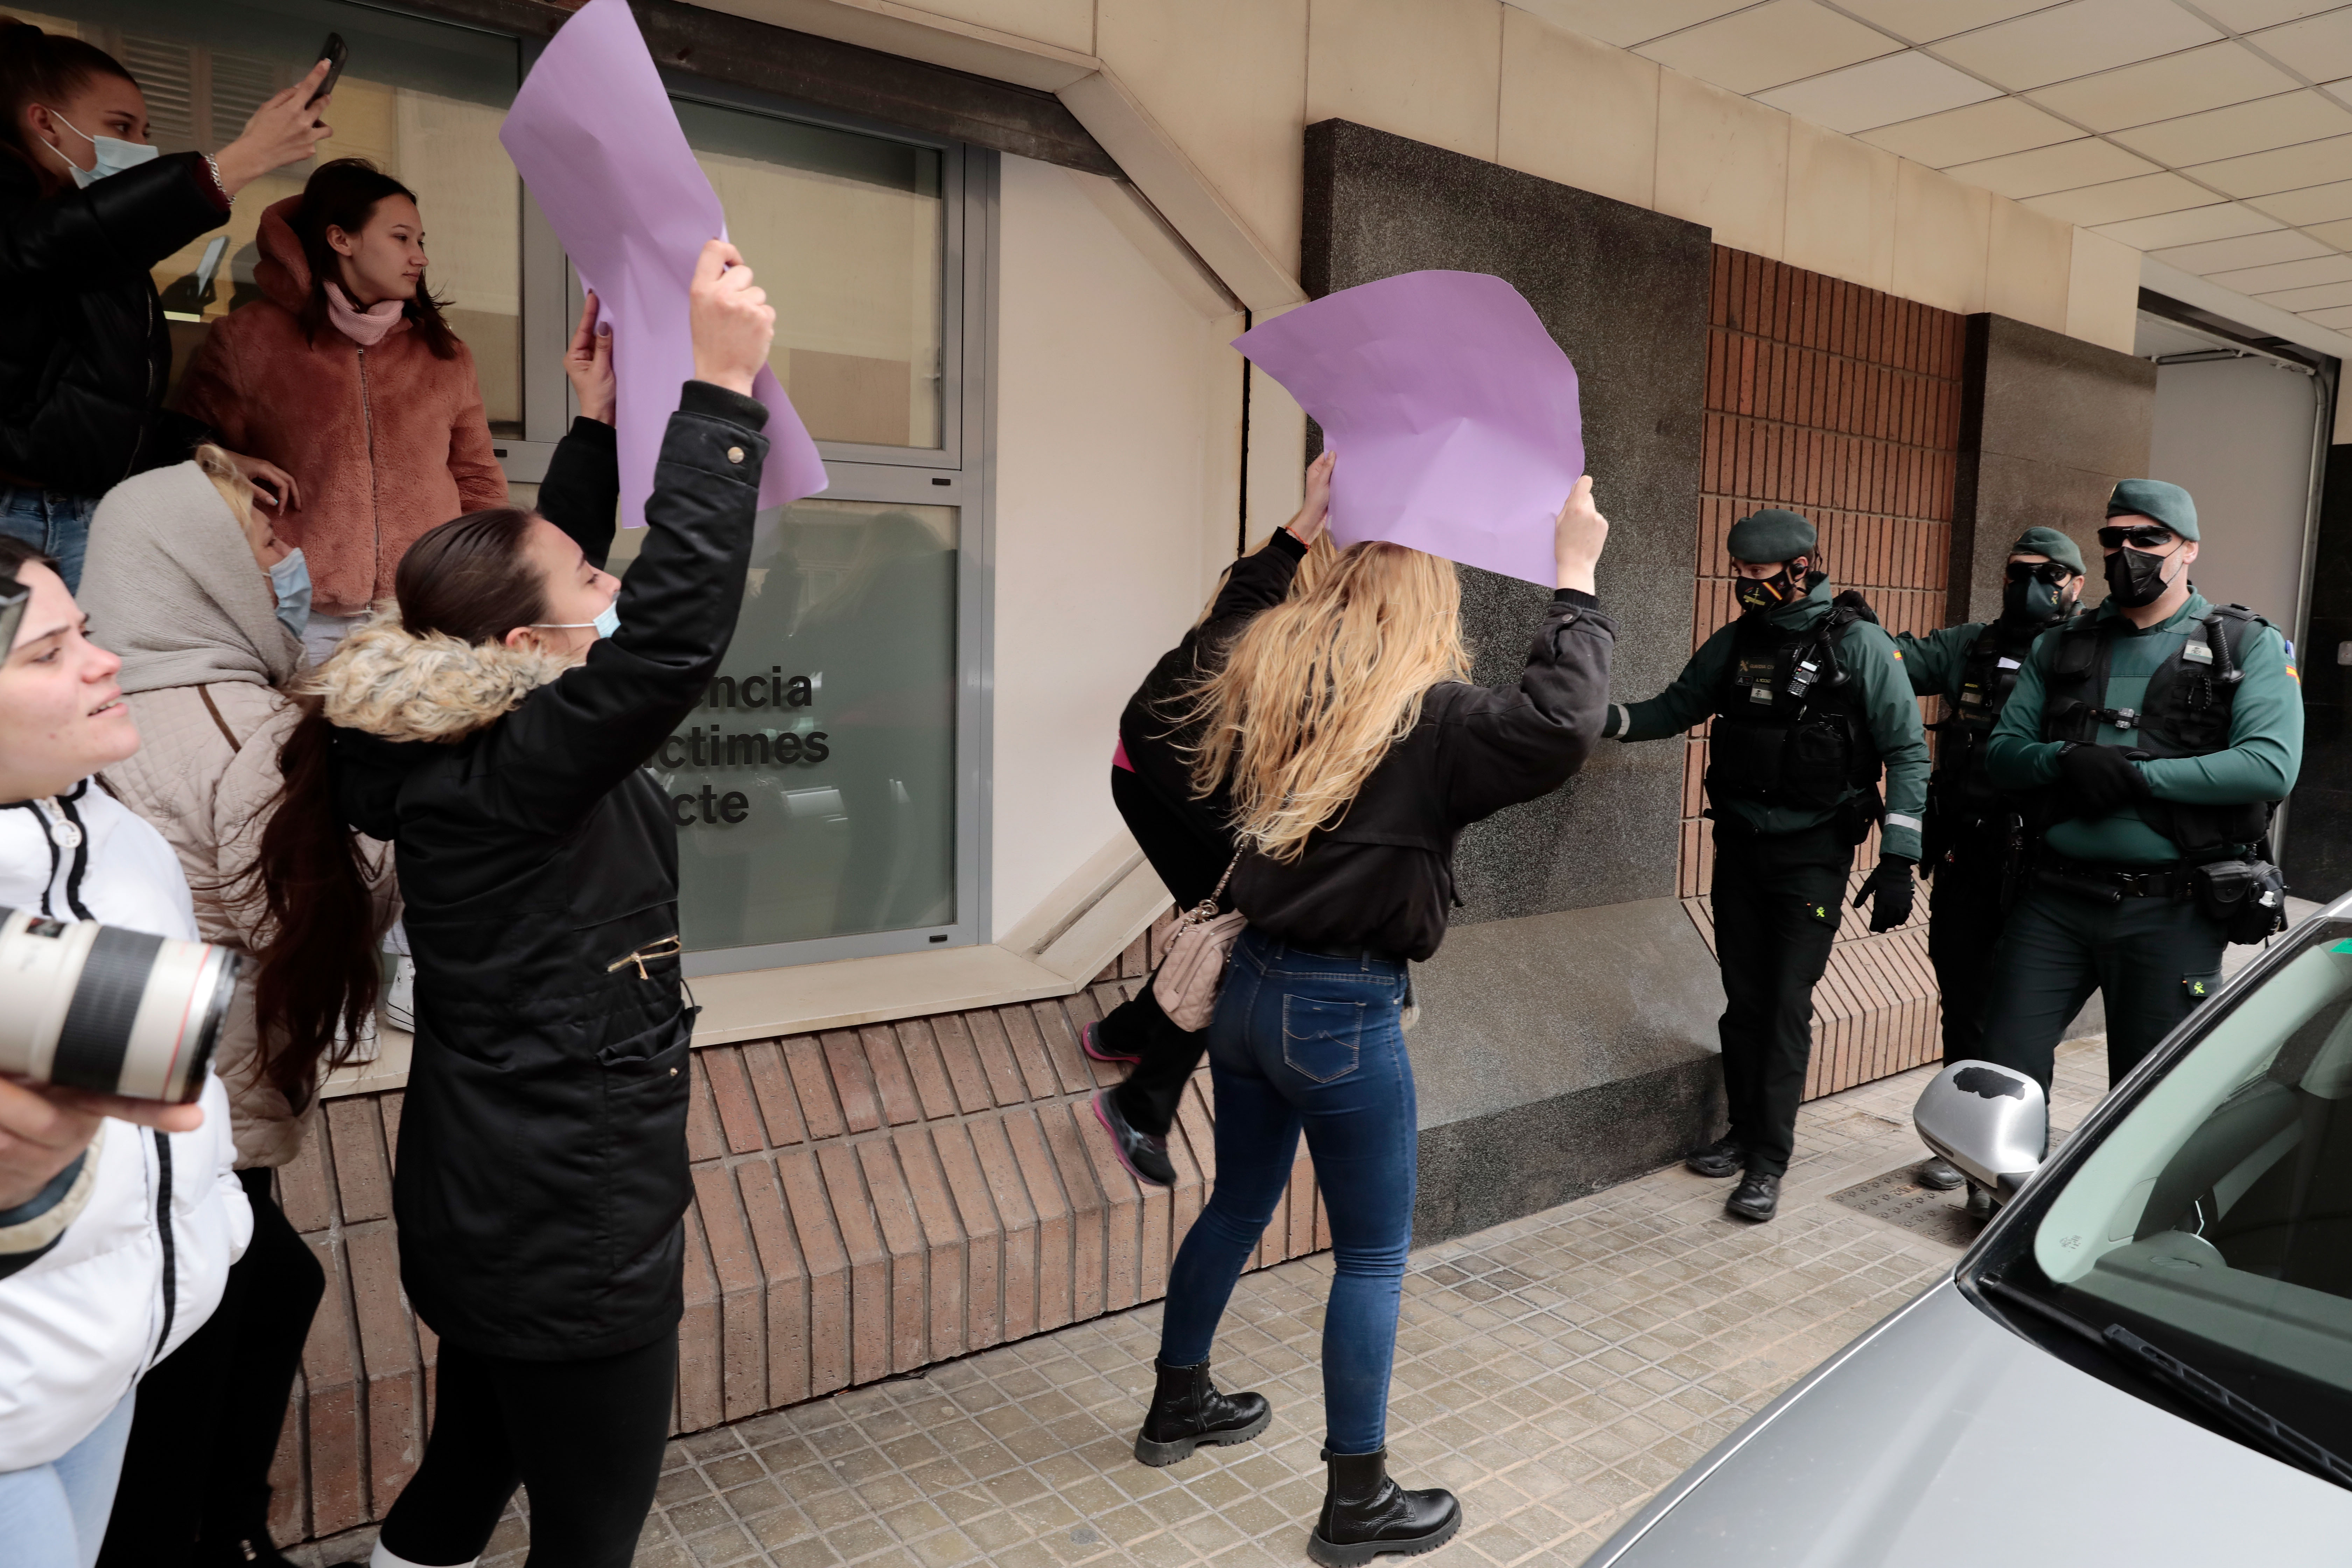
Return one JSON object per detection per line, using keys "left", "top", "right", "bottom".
{"left": 1158, "top": 926, "right": 1415, "bottom": 1456}
{"left": 0, "top": 486, "right": 97, "bottom": 594}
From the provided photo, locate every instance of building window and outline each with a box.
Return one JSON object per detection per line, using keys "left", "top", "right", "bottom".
{"left": 46, "top": 1, "right": 526, "bottom": 434}
{"left": 609, "top": 89, "right": 989, "bottom": 976}
{"left": 49, "top": 2, "right": 993, "bottom": 976}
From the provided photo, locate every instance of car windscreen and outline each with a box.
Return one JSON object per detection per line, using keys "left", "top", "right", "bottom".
{"left": 1967, "top": 917, "right": 2352, "bottom": 1471}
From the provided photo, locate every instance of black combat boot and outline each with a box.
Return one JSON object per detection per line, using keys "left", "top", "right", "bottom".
{"left": 1132, "top": 1358, "right": 1272, "bottom": 1465}
{"left": 1308, "top": 1448, "right": 1461, "bottom": 1566}
{"left": 1726, "top": 1169, "right": 1781, "bottom": 1221}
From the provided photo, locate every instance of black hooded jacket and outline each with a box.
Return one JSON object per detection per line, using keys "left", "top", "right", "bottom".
{"left": 1231, "top": 589, "right": 1616, "bottom": 962}
{"left": 0, "top": 151, "right": 222, "bottom": 493}
{"left": 315, "top": 384, "right": 764, "bottom": 1360}
{"left": 1116, "top": 527, "right": 1309, "bottom": 868}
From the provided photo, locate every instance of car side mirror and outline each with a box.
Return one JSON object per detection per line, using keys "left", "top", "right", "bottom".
{"left": 1914, "top": 1060, "right": 2046, "bottom": 1202}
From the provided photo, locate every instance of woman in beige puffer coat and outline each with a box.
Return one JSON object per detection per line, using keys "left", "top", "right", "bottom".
{"left": 75, "top": 447, "right": 397, "bottom": 1568}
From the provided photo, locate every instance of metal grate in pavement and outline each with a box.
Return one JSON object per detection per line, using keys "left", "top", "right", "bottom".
{"left": 1828, "top": 1165, "right": 1986, "bottom": 1248}
{"left": 1831, "top": 1129, "right": 2075, "bottom": 1249}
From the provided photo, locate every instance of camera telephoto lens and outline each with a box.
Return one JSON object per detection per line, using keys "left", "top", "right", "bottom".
{"left": 0, "top": 907, "right": 240, "bottom": 1102}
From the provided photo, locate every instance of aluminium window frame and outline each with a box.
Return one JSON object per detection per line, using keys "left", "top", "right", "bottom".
{"left": 493, "top": 48, "right": 995, "bottom": 976}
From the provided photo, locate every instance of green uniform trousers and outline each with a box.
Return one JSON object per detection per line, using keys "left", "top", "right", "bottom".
{"left": 1710, "top": 818, "right": 1853, "bottom": 1178}
{"left": 1976, "top": 878, "right": 2226, "bottom": 1098}
{"left": 1925, "top": 823, "right": 2010, "bottom": 1065}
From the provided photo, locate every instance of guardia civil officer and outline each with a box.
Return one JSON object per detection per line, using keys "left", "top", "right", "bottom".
{"left": 1604, "top": 509, "right": 1928, "bottom": 1221}
{"left": 1978, "top": 480, "right": 2301, "bottom": 1104}
{"left": 1894, "top": 526, "right": 2084, "bottom": 1190}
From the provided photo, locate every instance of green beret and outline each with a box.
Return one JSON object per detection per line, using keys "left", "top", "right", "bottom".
{"left": 2008, "top": 525, "right": 2084, "bottom": 576}
{"left": 1726, "top": 508, "right": 1817, "bottom": 564}
{"left": 2107, "top": 478, "right": 2197, "bottom": 541}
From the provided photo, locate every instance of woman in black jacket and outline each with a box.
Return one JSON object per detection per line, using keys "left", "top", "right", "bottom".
{"left": 1088, "top": 452, "right": 1332, "bottom": 1185}
{"left": 1131, "top": 476, "right": 1613, "bottom": 1567}
{"left": 247, "top": 241, "right": 776, "bottom": 1568}
{"left": 0, "top": 23, "right": 326, "bottom": 588}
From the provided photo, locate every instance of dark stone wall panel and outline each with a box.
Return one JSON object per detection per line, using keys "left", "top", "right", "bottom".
{"left": 2289, "top": 445, "right": 2352, "bottom": 899}
{"left": 1302, "top": 119, "right": 1712, "bottom": 923}
{"left": 1953, "top": 315, "right": 2155, "bottom": 624}
{"left": 1413, "top": 1056, "right": 1722, "bottom": 1246}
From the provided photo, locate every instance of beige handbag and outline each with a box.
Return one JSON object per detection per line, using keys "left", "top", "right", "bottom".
{"left": 1150, "top": 852, "right": 1247, "bottom": 1032}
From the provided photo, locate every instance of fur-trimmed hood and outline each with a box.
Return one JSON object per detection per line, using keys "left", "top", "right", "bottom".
{"left": 303, "top": 609, "right": 575, "bottom": 743}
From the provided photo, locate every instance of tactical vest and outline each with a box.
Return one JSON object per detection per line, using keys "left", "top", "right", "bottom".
{"left": 1706, "top": 592, "right": 1883, "bottom": 812}
{"left": 1928, "top": 615, "right": 2047, "bottom": 818}
{"left": 2039, "top": 604, "right": 2277, "bottom": 857}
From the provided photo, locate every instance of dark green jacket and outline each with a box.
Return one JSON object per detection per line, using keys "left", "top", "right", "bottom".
{"left": 1893, "top": 621, "right": 1987, "bottom": 706}
{"left": 1985, "top": 592, "right": 2302, "bottom": 865}
{"left": 1604, "top": 576, "right": 1929, "bottom": 860}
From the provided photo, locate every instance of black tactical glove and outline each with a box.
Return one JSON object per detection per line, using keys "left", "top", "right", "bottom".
{"left": 1854, "top": 855, "right": 1916, "bottom": 934}
{"left": 2055, "top": 741, "right": 2150, "bottom": 818}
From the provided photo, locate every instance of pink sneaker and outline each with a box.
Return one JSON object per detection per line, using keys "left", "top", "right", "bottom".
{"left": 1082, "top": 1021, "right": 1141, "bottom": 1065}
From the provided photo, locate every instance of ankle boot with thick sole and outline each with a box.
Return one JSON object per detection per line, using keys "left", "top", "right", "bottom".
{"left": 1132, "top": 1357, "right": 1272, "bottom": 1465}
{"left": 1308, "top": 1448, "right": 1461, "bottom": 1566}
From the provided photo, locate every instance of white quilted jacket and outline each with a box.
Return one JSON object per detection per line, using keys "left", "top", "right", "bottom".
{"left": 0, "top": 783, "right": 251, "bottom": 1471}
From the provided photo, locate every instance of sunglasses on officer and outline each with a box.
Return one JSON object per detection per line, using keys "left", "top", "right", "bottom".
{"left": 2005, "top": 560, "right": 2076, "bottom": 586}
{"left": 2097, "top": 523, "right": 2175, "bottom": 551}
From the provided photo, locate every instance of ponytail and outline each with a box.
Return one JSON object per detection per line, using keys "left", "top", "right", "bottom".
{"left": 242, "top": 701, "right": 386, "bottom": 1102}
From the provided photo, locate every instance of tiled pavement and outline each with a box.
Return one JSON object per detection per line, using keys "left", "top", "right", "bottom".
{"left": 296, "top": 1037, "right": 2112, "bottom": 1568}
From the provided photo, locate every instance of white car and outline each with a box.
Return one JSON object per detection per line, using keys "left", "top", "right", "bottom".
{"left": 1591, "top": 897, "right": 2352, "bottom": 1564}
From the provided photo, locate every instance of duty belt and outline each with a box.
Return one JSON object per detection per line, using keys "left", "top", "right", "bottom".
{"left": 2035, "top": 854, "right": 2190, "bottom": 903}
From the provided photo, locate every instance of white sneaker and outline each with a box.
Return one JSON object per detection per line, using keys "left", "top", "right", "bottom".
{"left": 383, "top": 956, "right": 416, "bottom": 1034}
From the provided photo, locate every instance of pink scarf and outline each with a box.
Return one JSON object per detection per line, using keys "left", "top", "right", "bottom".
{"left": 324, "top": 281, "right": 407, "bottom": 347}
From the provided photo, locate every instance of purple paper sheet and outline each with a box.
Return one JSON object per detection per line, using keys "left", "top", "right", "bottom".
{"left": 499, "top": 0, "right": 826, "bottom": 525}
{"left": 1233, "top": 272, "right": 1582, "bottom": 588}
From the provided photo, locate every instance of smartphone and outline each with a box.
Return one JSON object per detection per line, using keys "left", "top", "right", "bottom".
{"left": 306, "top": 33, "right": 347, "bottom": 107}
{"left": 0, "top": 573, "right": 27, "bottom": 658}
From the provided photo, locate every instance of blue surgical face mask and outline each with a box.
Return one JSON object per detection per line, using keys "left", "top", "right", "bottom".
{"left": 268, "top": 547, "right": 312, "bottom": 641}
{"left": 531, "top": 590, "right": 620, "bottom": 644}
{"left": 41, "top": 110, "right": 159, "bottom": 189}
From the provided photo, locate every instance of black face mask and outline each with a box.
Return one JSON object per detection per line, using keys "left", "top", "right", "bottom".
{"left": 2002, "top": 564, "right": 2073, "bottom": 626}
{"left": 2104, "top": 545, "right": 2175, "bottom": 609}
{"left": 1736, "top": 568, "right": 1797, "bottom": 615}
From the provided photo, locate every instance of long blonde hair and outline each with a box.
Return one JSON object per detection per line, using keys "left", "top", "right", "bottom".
{"left": 1186, "top": 540, "right": 1466, "bottom": 862}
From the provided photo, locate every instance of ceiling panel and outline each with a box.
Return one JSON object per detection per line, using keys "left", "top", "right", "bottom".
{"left": 2023, "top": 41, "right": 2297, "bottom": 130}
{"left": 2023, "top": 169, "right": 2220, "bottom": 222}
{"left": 2109, "top": 90, "right": 2352, "bottom": 166}
{"left": 1833, "top": 1, "right": 2067, "bottom": 42}
{"left": 1636, "top": 0, "right": 1900, "bottom": 95}
{"left": 2147, "top": 229, "right": 2330, "bottom": 272}
{"left": 2250, "top": 278, "right": 2352, "bottom": 308}
{"left": 2091, "top": 203, "right": 2287, "bottom": 246}
{"left": 1755, "top": 49, "right": 2003, "bottom": 132}
{"left": 2205, "top": 252, "right": 2352, "bottom": 290}
{"left": 2248, "top": 178, "right": 2352, "bottom": 222}
{"left": 1934, "top": 0, "right": 2221, "bottom": 91}
{"left": 1860, "top": 95, "right": 2084, "bottom": 163}
{"left": 2304, "top": 214, "right": 2352, "bottom": 243}
{"left": 2199, "top": 0, "right": 2352, "bottom": 25}
{"left": 2189, "top": 133, "right": 2352, "bottom": 196}
{"left": 2300, "top": 302, "right": 2352, "bottom": 326}
{"left": 1501, "top": 0, "right": 1755, "bottom": 47}
{"left": 2245, "top": 12, "right": 2352, "bottom": 86}
{"left": 1944, "top": 136, "right": 2162, "bottom": 196}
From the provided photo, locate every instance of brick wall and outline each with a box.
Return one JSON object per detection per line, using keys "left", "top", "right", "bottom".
{"left": 1682, "top": 245, "right": 1964, "bottom": 1099}
{"left": 263, "top": 912, "right": 1331, "bottom": 1545}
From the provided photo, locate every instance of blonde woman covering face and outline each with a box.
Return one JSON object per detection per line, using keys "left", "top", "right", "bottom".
{"left": 1133, "top": 472, "right": 1613, "bottom": 1567}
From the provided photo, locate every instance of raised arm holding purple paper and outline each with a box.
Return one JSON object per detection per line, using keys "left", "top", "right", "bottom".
{"left": 497, "top": 0, "right": 826, "bottom": 527}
